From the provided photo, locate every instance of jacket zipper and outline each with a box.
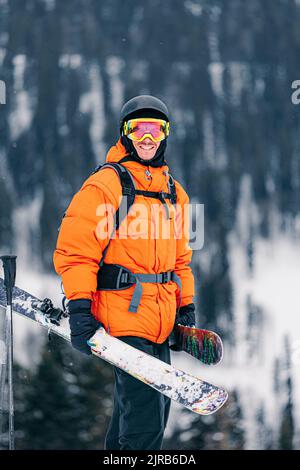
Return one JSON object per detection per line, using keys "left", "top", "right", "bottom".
{"left": 145, "top": 168, "right": 152, "bottom": 181}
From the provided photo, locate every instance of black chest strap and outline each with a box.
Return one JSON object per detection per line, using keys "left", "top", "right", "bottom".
{"left": 135, "top": 189, "right": 176, "bottom": 219}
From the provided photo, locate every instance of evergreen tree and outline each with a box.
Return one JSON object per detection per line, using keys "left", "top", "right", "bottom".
{"left": 278, "top": 336, "right": 294, "bottom": 450}
{"left": 164, "top": 389, "right": 244, "bottom": 450}
{"left": 255, "top": 405, "right": 274, "bottom": 450}
{"left": 14, "top": 335, "right": 113, "bottom": 449}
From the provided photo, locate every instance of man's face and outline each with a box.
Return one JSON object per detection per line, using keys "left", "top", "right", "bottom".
{"left": 132, "top": 137, "right": 160, "bottom": 161}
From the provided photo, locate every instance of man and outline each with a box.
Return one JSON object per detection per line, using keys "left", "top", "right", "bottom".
{"left": 53, "top": 95, "right": 195, "bottom": 450}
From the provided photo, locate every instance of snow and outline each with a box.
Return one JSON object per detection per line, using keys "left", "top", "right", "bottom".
{"left": 255, "top": 77, "right": 266, "bottom": 97}
{"left": 208, "top": 8, "right": 223, "bottom": 99}
{"left": 41, "top": 0, "right": 56, "bottom": 12}
{"left": 208, "top": 8, "right": 222, "bottom": 64}
{"left": 5, "top": 270, "right": 63, "bottom": 369}
{"left": 0, "top": 149, "right": 14, "bottom": 196}
{"left": 202, "top": 110, "right": 215, "bottom": 165}
{"left": 166, "top": 175, "right": 300, "bottom": 449}
{"left": 0, "top": 339, "right": 6, "bottom": 365}
{"left": 105, "top": 56, "right": 125, "bottom": 114}
{"left": 79, "top": 62, "right": 106, "bottom": 161}
{"left": 0, "top": 48, "right": 6, "bottom": 67}
{"left": 9, "top": 55, "right": 34, "bottom": 140}
{"left": 167, "top": 230, "right": 300, "bottom": 448}
{"left": 4, "top": 216, "right": 300, "bottom": 445}
{"left": 228, "top": 228, "right": 300, "bottom": 447}
{"left": 12, "top": 191, "right": 43, "bottom": 269}
{"left": 59, "top": 54, "right": 82, "bottom": 69}
{"left": 207, "top": 62, "right": 227, "bottom": 168}
{"left": 208, "top": 62, "right": 224, "bottom": 99}
{"left": 3, "top": 178, "right": 299, "bottom": 447}
{"left": 131, "top": 60, "right": 149, "bottom": 82}
{"left": 170, "top": 106, "right": 194, "bottom": 144}
{"left": 184, "top": 1, "right": 203, "bottom": 17}
{"left": 10, "top": 191, "right": 63, "bottom": 367}
{"left": 228, "top": 62, "right": 251, "bottom": 106}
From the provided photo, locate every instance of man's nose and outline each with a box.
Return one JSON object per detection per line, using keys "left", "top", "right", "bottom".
{"left": 141, "top": 137, "right": 153, "bottom": 144}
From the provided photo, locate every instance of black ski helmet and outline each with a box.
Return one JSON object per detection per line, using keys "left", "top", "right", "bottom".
{"left": 120, "top": 95, "right": 169, "bottom": 132}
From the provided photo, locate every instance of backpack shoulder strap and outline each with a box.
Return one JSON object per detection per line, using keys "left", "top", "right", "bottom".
{"left": 167, "top": 173, "right": 177, "bottom": 205}
{"left": 94, "top": 162, "right": 136, "bottom": 266}
{"left": 96, "top": 162, "right": 136, "bottom": 231}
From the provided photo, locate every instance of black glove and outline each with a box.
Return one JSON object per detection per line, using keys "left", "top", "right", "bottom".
{"left": 68, "top": 299, "right": 103, "bottom": 355}
{"left": 174, "top": 303, "right": 196, "bottom": 327}
{"left": 170, "top": 303, "right": 196, "bottom": 351}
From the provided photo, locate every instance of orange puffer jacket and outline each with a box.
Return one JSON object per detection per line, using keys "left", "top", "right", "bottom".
{"left": 53, "top": 138, "right": 195, "bottom": 344}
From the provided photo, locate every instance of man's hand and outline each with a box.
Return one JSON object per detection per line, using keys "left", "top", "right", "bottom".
{"left": 170, "top": 303, "right": 195, "bottom": 351}
{"left": 68, "top": 299, "right": 103, "bottom": 355}
{"left": 174, "top": 303, "right": 195, "bottom": 328}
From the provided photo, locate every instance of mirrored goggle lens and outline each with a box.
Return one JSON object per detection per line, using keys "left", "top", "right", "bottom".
{"left": 123, "top": 118, "right": 169, "bottom": 142}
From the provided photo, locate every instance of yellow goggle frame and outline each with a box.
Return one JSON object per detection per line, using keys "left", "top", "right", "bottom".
{"left": 123, "top": 118, "right": 170, "bottom": 142}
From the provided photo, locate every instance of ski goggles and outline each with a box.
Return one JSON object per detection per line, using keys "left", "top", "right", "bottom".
{"left": 123, "top": 118, "right": 170, "bottom": 142}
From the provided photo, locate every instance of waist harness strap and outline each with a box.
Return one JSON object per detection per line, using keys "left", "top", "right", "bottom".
{"left": 97, "top": 263, "right": 182, "bottom": 313}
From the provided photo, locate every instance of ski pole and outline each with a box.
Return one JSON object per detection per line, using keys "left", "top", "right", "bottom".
{"left": 0, "top": 255, "right": 17, "bottom": 451}
{"left": 0, "top": 310, "right": 8, "bottom": 448}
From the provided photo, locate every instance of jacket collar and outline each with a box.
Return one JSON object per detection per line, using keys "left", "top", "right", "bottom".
{"left": 105, "top": 138, "right": 170, "bottom": 191}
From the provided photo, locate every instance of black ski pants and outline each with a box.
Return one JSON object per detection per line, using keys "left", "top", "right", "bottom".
{"left": 104, "top": 336, "right": 171, "bottom": 450}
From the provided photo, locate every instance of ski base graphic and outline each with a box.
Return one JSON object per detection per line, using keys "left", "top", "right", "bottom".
{"left": 172, "top": 325, "right": 223, "bottom": 365}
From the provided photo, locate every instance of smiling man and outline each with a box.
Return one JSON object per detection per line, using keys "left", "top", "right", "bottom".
{"left": 54, "top": 95, "right": 195, "bottom": 450}
{"left": 133, "top": 135, "right": 158, "bottom": 158}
